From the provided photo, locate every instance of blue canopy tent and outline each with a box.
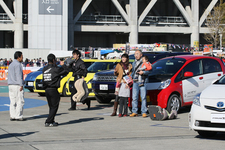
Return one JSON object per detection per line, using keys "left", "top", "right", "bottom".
{"left": 100, "top": 49, "right": 114, "bottom": 55}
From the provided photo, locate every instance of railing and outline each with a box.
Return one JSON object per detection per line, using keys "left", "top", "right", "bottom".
{"left": 77, "top": 15, "right": 126, "bottom": 24}
{"left": 143, "top": 16, "right": 187, "bottom": 25}
{"left": 0, "top": 13, "right": 28, "bottom": 23}
{"left": 77, "top": 15, "right": 188, "bottom": 26}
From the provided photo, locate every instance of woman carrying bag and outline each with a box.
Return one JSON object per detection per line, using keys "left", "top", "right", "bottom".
{"left": 110, "top": 53, "right": 132, "bottom": 117}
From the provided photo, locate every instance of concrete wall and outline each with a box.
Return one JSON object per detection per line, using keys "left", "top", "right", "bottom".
{"left": 0, "top": 48, "right": 50, "bottom": 60}
{"left": 28, "top": 0, "right": 68, "bottom": 50}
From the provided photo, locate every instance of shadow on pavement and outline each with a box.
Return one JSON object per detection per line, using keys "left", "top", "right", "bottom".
{"left": 81, "top": 104, "right": 113, "bottom": 111}
{"left": 25, "top": 113, "right": 68, "bottom": 120}
{"left": 195, "top": 132, "right": 225, "bottom": 140}
{"left": 0, "top": 131, "right": 38, "bottom": 139}
{"left": 59, "top": 117, "right": 104, "bottom": 126}
{"left": 178, "top": 106, "right": 191, "bottom": 114}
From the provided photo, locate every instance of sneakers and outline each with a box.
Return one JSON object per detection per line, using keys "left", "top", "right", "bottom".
{"left": 142, "top": 113, "right": 148, "bottom": 118}
{"left": 16, "top": 118, "right": 26, "bottom": 121}
{"left": 118, "top": 114, "right": 122, "bottom": 117}
{"left": 10, "top": 118, "right": 16, "bottom": 121}
{"left": 123, "top": 114, "right": 128, "bottom": 117}
{"left": 162, "top": 109, "right": 169, "bottom": 120}
{"left": 130, "top": 113, "right": 138, "bottom": 117}
{"left": 45, "top": 122, "right": 58, "bottom": 127}
{"left": 168, "top": 110, "right": 178, "bottom": 119}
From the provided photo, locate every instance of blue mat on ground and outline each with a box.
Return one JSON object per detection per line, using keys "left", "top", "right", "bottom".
{"left": 0, "top": 86, "right": 29, "bottom": 93}
{"left": 0, "top": 97, "right": 47, "bottom": 112}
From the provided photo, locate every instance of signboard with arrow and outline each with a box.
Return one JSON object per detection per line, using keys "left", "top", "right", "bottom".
{"left": 39, "top": 0, "right": 62, "bottom": 15}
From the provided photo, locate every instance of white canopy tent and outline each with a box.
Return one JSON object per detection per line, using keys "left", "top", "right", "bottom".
{"left": 49, "top": 50, "right": 73, "bottom": 58}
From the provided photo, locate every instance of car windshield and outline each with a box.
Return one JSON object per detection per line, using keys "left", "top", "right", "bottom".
{"left": 129, "top": 54, "right": 155, "bottom": 63}
{"left": 84, "top": 62, "right": 93, "bottom": 68}
{"left": 38, "top": 67, "right": 43, "bottom": 71}
{"left": 87, "top": 62, "right": 118, "bottom": 73}
{"left": 150, "top": 58, "right": 186, "bottom": 77}
{"left": 214, "top": 75, "right": 225, "bottom": 84}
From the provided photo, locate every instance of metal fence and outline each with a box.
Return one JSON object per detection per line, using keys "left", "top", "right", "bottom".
{"left": 77, "top": 15, "right": 187, "bottom": 26}
{"left": 0, "top": 13, "right": 28, "bottom": 23}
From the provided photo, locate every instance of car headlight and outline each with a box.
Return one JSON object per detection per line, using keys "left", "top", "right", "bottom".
{"left": 193, "top": 93, "right": 201, "bottom": 106}
{"left": 93, "top": 75, "right": 97, "bottom": 81}
{"left": 160, "top": 79, "right": 171, "bottom": 89}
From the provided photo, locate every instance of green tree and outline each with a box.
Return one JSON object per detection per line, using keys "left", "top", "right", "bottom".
{"left": 204, "top": 1, "right": 225, "bottom": 49}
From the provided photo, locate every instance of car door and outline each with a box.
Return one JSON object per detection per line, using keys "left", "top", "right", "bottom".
{"left": 202, "top": 58, "right": 223, "bottom": 89}
{"left": 182, "top": 59, "right": 204, "bottom": 103}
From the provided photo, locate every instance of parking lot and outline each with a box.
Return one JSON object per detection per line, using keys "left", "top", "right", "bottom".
{"left": 0, "top": 81, "right": 225, "bottom": 150}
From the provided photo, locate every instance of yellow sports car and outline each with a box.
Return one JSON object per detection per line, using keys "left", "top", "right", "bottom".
{"left": 33, "top": 59, "right": 99, "bottom": 96}
{"left": 65, "top": 59, "right": 120, "bottom": 97}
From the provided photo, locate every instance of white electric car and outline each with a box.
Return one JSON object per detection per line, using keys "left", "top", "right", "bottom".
{"left": 189, "top": 75, "right": 225, "bottom": 137}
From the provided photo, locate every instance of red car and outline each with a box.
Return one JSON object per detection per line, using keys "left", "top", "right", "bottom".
{"left": 129, "top": 55, "right": 225, "bottom": 113}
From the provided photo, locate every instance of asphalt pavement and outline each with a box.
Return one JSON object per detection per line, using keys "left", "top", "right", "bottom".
{"left": 0, "top": 80, "right": 225, "bottom": 150}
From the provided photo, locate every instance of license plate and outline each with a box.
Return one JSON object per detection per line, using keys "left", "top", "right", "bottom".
{"left": 211, "top": 113, "right": 225, "bottom": 123}
{"left": 100, "top": 84, "right": 108, "bottom": 90}
{"left": 28, "top": 82, "right": 33, "bottom": 86}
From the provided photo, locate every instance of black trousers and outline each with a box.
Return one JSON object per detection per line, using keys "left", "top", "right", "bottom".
{"left": 119, "top": 97, "right": 128, "bottom": 115}
{"left": 70, "top": 81, "right": 77, "bottom": 109}
{"left": 45, "top": 88, "right": 60, "bottom": 123}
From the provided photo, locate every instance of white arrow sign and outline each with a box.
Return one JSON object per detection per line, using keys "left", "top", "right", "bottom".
{"left": 47, "top": 6, "right": 54, "bottom": 13}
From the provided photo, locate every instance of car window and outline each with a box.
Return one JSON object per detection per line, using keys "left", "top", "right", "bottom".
{"left": 155, "top": 54, "right": 169, "bottom": 62}
{"left": 38, "top": 67, "right": 43, "bottom": 71}
{"left": 143, "top": 55, "right": 156, "bottom": 63}
{"left": 202, "top": 58, "right": 222, "bottom": 74}
{"left": 87, "top": 62, "right": 117, "bottom": 72}
{"left": 215, "top": 75, "right": 225, "bottom": 84}
{"left": 148, "top": 58, "right": 186, "bottom": 81}
{"left": 183, "top": 59, "right": 203, "bottom": 76}
{"left": 129, "top": 55, "right": 135, "bottom": 63}
{"left": 84, "top": 62, "right": 93, "bottom": 69}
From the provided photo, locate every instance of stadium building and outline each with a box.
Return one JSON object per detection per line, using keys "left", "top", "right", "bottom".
{"left": 0, "top": 0, "right": 219, "bottom": 52}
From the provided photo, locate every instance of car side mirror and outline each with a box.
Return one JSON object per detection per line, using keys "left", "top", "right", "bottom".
{"left": 184, "top": 71, "right": 194, "bottom": 77}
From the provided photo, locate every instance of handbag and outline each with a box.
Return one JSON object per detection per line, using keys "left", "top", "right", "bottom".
{"left": 120, "top": 64, "right": 133, "bottom": 86}
{"left": 123, "top": 75, "right": 133, "bottom": 86}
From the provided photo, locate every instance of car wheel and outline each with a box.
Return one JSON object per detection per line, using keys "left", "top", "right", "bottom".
{"left": 166, "top": 94, "right": 181, "bottom": 113}
{"left": 62, "top": 84, "right": 69, "bottom": 97}
{"left": 197, "top": 130, "right": 217, "bottom": 138}
{"left": 95, "top": 95, "right": 112, "bottom": 103}
{"left": 38, "top": 93, "right": 45, "bottom": 96}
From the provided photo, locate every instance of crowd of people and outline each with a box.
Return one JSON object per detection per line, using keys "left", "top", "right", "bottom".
{"left": 0, "top": 57, "right": 60, "bottom": 68}
{"left": 7, "top": 50, "right": 153, "bottom": 127}
{"left": 0, "top": 58, "right": 12, "bottom": 67}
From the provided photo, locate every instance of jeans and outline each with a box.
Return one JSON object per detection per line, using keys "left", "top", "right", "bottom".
{"left": 132, "top": 82, "right": 147, "bottom": 114}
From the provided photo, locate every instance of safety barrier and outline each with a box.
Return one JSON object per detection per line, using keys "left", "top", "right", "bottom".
{"left": 0, "top": 70, "right": 32, "bottom": 80}
{"left": 0, "top": 66, "right": 8, "bottom": 70}
{"left": 0, "top": 70, "right": 6, "bottom": 80}
{"left": 23, "top": 70, "right": 32, "bottom": 80}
